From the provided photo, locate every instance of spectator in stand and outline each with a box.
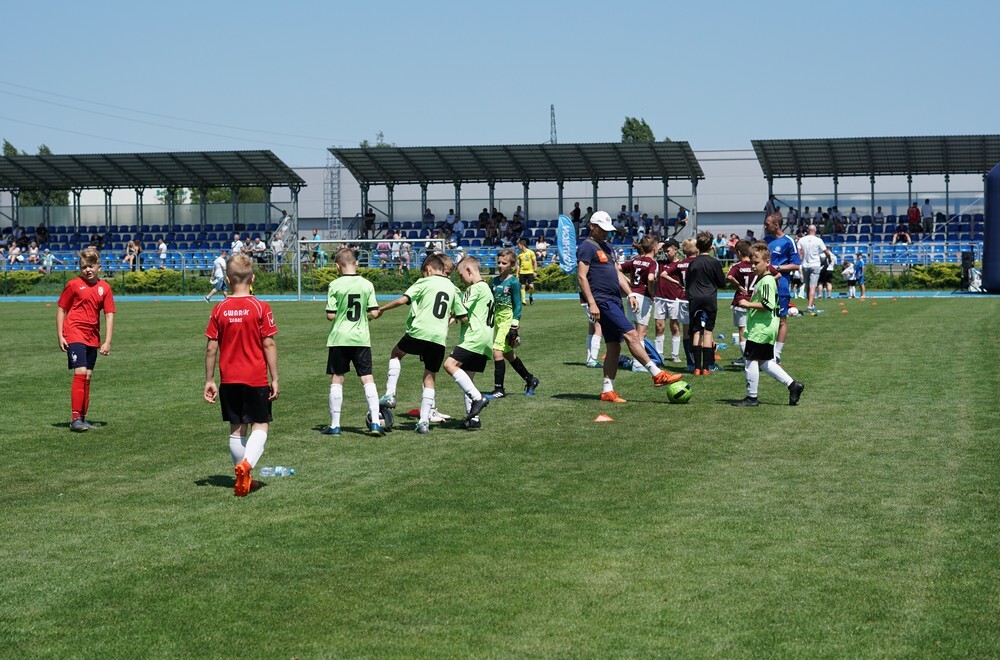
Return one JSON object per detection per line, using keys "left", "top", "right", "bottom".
{"left": 398, "top": 239, "right": 412, "bottom": 272}
{"left": 452, "top": 216, "right": 465, "bottom": 243}
{"left": 26, "top": 241, "right": 40, "bottom": 264}
{"left": 830, "top": 206, "right": 843, "bottom": 232}
{"left": 35, "top": 222, "right": 49, "bottom": 245}
{"left": 649, "top": 215, "right": 664, "bottom": 240}
{"left": 534, "top": 235, "right": 550, "bottom": 263}
{"left": 906, "top": 202, "right": 921, "bottom": 234}
{"left": 728, "top": 233, "right": 740, "bottom": 260}
{"left": 270, "top": 234, "right": 285, "bottom": 270}
{"left": 157, "top": 237, "right": 168, "bottom": 268}
{"left": 672, "top": 206, "right": 688, "bottom": 237}
{"left": 497, "top": 215, "right": 510, "bottom": 245}
{"left": 786, "top": 206, "right": 799, "bottom": 230}
{"left": 444, "top": 209, "right": 457, "bottom": 235}
{"left": 744, "top": 228, "right": 756, "bottom": 242}
{"left": 764, "top": 194, "right": 777, "bottom": 218}
{"left": 39, "top": 248, "right": 62, "bottom": 274}
{"left": 422, "top": 208, "right": 435, "bottom": 231}
{"left": 570, "top": 202, "right": 582, "bottom": 230}
{"left": 12, "top": 223, "right": 25, "bottom": 245}
{"left": 892, "top": 224, "right": 912, "bottom": 244}
{"left": 252, "top": 236, "right": 268, "bottom": 264}
{"left": 848, "top": 207, "right": 860, "bottom": 228}
{"left": 231, "top": 232, "right": 245, "bottom": 254}
{"left": 362, "top": 207, "right": 377, "bottom": 238}
{"left": 513, "top": 205, "right": 526, "bottom": 224}
{"left": 477, "top": 208, "right": 490, "bottom": 230}
{"left": 874, "top": 206, "right": 885, "bottom": 223}
{"left": 616, "top": 205, "right": 629, "bottom": 230}
{"left": 509, "top": 214, "right": 524, "bottom": 243}
{"left": 921, "top": 199, "right": 934, "bottom": 234}
{"left": 801, "top": 206, "right": 812, "bottom": 224}
{"left": 90, "top": 232, "right": 105, "bottom": 251}
{"left": 376, "top": 233, "right": 392, "bottom": 268}
{"left": 630, "top": 204, "right": 642, "bottom": 226}
{"left": 485, "top": 214, "right": 499, "bottom": 246}
{"left": 7, "top": 242, "right": 23, "bottom": 265}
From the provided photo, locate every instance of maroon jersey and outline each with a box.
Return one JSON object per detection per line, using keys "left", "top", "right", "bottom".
{"left": 206, "top": 295, "right": 278, "bottom": 387}
{"left": 728, "top": 262, "right": 780, "bottom": 308}
{"left": 58, "top": 277, "right": 116, "bottom": 346}
{"left": 657, "top": 257, "right": 692, "bottom": 300}
{"left": 620, "top": 255, "right": 658, "bottom": 297}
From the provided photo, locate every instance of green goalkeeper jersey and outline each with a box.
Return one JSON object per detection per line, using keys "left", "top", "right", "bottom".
{"left": 491, "top": 274, "right": 522, "bottom": 323}
{"left": 326, "top": 274, "right": 378, "bottom": 347}
{"left": 746, "top": 273, "right": 779, "bottom": 345}
{"left": 458, "top": 280, "right": 495, "bottom": 356}
{"left": 404, "top": 275, "right": 468, "bottom": 346}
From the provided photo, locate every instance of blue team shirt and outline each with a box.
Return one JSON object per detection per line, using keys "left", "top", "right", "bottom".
{"left": 577, "top": 237, "right": 620, "bottom": 301}
{"left": 764, "top": 234, "right": 801, "bottom": 296}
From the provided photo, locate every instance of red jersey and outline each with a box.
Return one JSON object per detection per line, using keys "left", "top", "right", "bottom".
{"left": 657, "top": 257, "right": 692, "bottom": 300}
{"left": 58, "top": 277, "right": 116, "bottom": 346}
{"left": 205, "top": 295, "right": 278, "bottom": 386}
{"left": 728, "top": 262, "right": 780, "bottom": 308}
{"left": 620, "top": 256, "right": 658, "bottom": 297}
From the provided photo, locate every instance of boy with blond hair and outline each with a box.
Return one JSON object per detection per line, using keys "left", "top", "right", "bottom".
{"left": 732, "top": 242, "right": 804, "bottom": 407}
{"left": 204, "top": 253, "right": 279, "bottom": 497}
{"left": 443, "top": 255, "right": 493, "bottom": 429}
{"left": 57, "top": 247, "right": 116, "bottom": 432}
{"left": 322, "top": 248, "right": 386, "bottom": 436}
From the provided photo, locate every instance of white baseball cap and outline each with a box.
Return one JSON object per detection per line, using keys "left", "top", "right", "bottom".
{"left": 589, "top": 210, "right": 615, "bottom": 232}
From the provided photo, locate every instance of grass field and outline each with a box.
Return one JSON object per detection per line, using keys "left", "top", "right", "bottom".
{"left": 1, "top": 295, "right": 998, "bottom": 656}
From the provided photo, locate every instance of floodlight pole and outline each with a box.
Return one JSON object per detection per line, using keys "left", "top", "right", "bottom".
{"left": 522, "top": 181, "right": 529, "bottom": 223}
{"left": 11, "top": 190, "right": 19, "bottom": 227}
{"left": 662, "top": 179, "right": 669, "bottom": 219}
{"left": 104, "top": 188, "right": 113, "bottom": 234}
{"left": 627, "top": 179, "right": 634, "bottom": 213}
{"left": 455, "top": 182, "right": 462, "bottom": 224}
{"left": 488, "top": 181, "right": 495, "bottom": 215}
{"left": 796, "top": 177, "right": 802, "bottom": 215}
{"left": 833, "top": 176, "right": 839, "bottom": 208}
{"left": 557, "top": 180, "right": 564, "bottom": 216}
{"left": 420, "top": 183, "right": 428, "bottom": 220}
{"left": 592, "top": 180, "right": 599, "bottom": 213}
{"left": 387, "top": 184, "right": 394, "bottom": 229}
{"left": 72, "top": 189, "right": 81, "bottom": 232}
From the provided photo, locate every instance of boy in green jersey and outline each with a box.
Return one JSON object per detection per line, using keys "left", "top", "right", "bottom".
{"left": 443, "top": 255, "right": 494, "bottom": 430}
{"left": 487, "top": 249, "right": 539, "bottom": 398}
{"left": 732, "top": 242, "right": 805, "bottom": 407}
{"left": 321, "top": 249, "right": 386, "bottom": 437}
{"left": 378, "top": 253, "right": 469, "bottom": 433}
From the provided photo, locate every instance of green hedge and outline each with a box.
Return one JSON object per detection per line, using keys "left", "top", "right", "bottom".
{"left": 1, "top": 261, "right": 972, "bottom": 296}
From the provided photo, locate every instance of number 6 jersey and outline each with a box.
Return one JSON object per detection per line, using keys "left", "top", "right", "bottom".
{"left": 402, "top": 274, "right": 468, "bottom": 347}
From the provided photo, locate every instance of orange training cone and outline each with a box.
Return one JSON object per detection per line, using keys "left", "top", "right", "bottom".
{"left": 841, "top": 309, "right": 849, "bottom": 314}
{"left": 593, "top": 414, "right": 615, "bottom": 422}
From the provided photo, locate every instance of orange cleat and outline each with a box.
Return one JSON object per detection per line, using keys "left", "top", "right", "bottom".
{"left": 599, "top": 390, "right": 628, "bottom": 403}
{"left": 234, "top": 459, "right": 253, "bottom": 497}
{"left": 652, "top": 371, "right": 683, "bottom": 386}
{"left": 693, "top": 369, "right": 703, "bottom": 376}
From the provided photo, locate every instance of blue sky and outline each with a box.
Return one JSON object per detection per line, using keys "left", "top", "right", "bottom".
{"left": 1, "top": 0, "right": 996, "bottom": 167}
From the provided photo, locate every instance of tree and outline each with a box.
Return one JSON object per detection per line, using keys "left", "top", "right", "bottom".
{"left": 360, "top": 130, "right": 394, "bottom": 149}
{"left": 621, "top": 117, "right": 655, "bottom": 143}
{"left": 156, "top": 188, "right": 189, "bottom": 205}
{"left": 189, "top": 186, "right": 265, "bottom": 204}
{"left": 2, "top": 140, "right": 69, "bottom": 206}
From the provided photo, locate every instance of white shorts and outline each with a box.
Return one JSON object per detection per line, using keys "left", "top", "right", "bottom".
{"left": 653, "top": 298, "right": 669, "bottom": 321}
{"left": 625, "top": 296, "right": 653, "bottom": 326}
{"left": 667, "top": 299, "right": 689, "bottom": 324}
{"left": 732, "top": 307, "right": 747, "bottom": 328}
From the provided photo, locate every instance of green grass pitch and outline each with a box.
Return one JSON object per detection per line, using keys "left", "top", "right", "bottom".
{"left": 1, "top": 296, "right": 998, "bottom": 656}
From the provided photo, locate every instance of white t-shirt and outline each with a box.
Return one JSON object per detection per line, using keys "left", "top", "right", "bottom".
{"left": 271, "top": 238, "right": 284, "bottom": 254}
{"left": 212, "top": 255, "right": 227, "bottom": 282}
{"left": 921, "top": 203, "right": 933, "bottom": 218}
{"left": 798, "top": 234, "right": 827, "bottom": 268}
{"left": 231, "top": 239, "right": 244, "bottom": 254}
{"left": 158, "top": 242, "right": 167, "bottom": 259}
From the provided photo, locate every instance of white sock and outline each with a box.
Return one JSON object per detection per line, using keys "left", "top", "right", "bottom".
{"left": 229, "top": 433, "right": 246, "bottom": 465}
{"left": 451, "top": 368, "right": 482, "bottom": 402}
{"left": 589, "top": 334, "right": 601, "bottom": 361}
{"left": 419, "top": 386, "right": 435, "bottom": 424}
{"left": 645, "top": 362, "right": 661, "bottom": 376}
{"left": 464, "top": 395, "right": 472, "bottom": 415}
{"left": 602, "top": 377, "right": 614, "bottom": 393}
{"left": 655, "top": 334, "right": 665, "bottom": 356}
{"left": 385, "top": 357, "right": 401, "bottom": 397}
{"left": 329, "top": 383, "right": 343, "bottom": 428}
{"left": 762, "top": 359, "right": 794, "bottom": 386}
{"left": 745, "top": 360, "right": 760, "bottom": 398}
{"left": 671, "top": 335, "right": 680, "bottom": 358}
{"left": 774, "top": 341, "right": 784, "bottom": 359}
{"left": 244, "top": 428, "right": 267, "bottom": 468}
{"left": 740, "top": 340, "right": 746, "bottom": 354}
{"left": 363, "top": 382, "right": 380, "bottom": 425}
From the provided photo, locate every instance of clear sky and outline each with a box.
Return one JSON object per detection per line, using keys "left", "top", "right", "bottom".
{"left": 1, "top": 0, "right": 996, "bottom": 168}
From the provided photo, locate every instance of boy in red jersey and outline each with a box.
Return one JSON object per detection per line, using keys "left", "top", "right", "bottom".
{"left": 657, "top": 238, "right": 697, "bottom": 372}
{"left": 726, "top": 240, "right": 754, "bottom": 365}
{"left": 619, "top": 234, "right": 659, "bottom": 345}
{"left": 204, "top": 254, "right": 279, "bottom": 497}
{"left": 57, "top": 247, "right": 116, "bottom": 432}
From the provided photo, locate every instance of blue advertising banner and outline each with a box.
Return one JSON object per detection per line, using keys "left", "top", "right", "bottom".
{"left": 557, "top": 214, "right": 577, "bottom": 273}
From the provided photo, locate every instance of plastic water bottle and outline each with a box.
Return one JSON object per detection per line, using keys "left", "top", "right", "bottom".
{"left": 258, "top": 465, "right": 294, "bottom": 477}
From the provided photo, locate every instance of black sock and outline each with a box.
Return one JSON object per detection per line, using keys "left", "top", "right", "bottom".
{"left": 703, "top": 346, "right": 713, "bottom": 368}
{"left": 692, "top": 343, "right": 702, "bottom": 370}
{"left": 493, "top": 360, "right": 506, "bottom": 390}
{"left": 510, "top": 357, "right": 532, "bottom": 382}
{"left": 709, "top": 344, "right": 717, "bottom": 367}
{"left": 683, "top": 338, "right": 694, "bottom": 368}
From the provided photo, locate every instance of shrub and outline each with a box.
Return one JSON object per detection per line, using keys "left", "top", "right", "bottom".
{"left": 1, "top": 271, "right": 44, "bottom": 295}
{"left": 535, "top": 264, "right": 577, "bottom": 292}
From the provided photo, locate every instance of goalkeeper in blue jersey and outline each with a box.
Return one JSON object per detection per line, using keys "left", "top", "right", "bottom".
{"left": 487, "top": 249, "right": 540, "bottom": 398}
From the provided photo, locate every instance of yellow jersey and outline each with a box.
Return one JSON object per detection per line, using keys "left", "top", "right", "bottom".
{"left": 517, "top": 248, "right": 537, "bottom": 275}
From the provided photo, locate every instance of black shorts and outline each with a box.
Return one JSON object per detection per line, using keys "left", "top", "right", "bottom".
{"left": 67, "top": 342, "right": 97, "bottom": 370}
{"left": 818, "top": 270, "right": 833, "bottom": 285}
{"left": 396, "top": 333, "right": 446, "bottom": 373}
{"left": 219, "top": 383, "right": 273, "bottom": 424}
{"left": 743, "top": 340, "right": 775, "bottom": 362}
{"left": 448, "top": 345, "right": 488, "bottom": 373}
{"left": 327, "top": 346, "right": 373, "bottom": 376}
{"left": 519, "top": 274, "right": 535, "bottom": 286}
{"left": 688, "top": 299, "right": 718, "bottom": 334}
